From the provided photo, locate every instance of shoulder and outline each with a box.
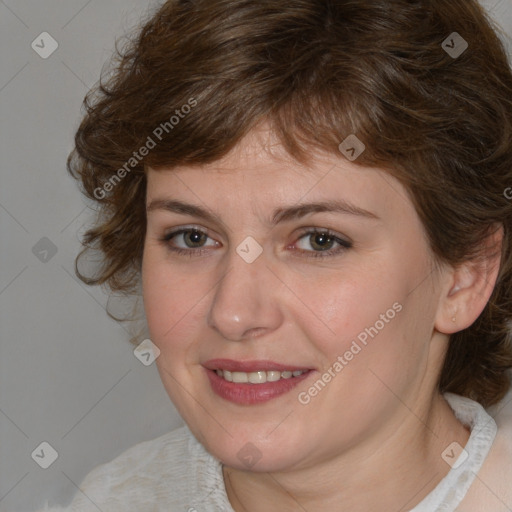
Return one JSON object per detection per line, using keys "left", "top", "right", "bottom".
{"left": 44, "top": 424, "right": 213, "bottom": 512}
{"left": 459, "top": 385, "right": 512, "bottom": 512}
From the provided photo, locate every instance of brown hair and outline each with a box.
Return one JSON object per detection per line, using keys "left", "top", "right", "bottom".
{"left": 68, "top": 0, "right": 512, "bottom": 407}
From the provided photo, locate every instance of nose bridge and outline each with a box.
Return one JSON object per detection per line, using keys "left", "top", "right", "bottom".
{"left": 206, "top": 242, "right": 281, "bottom": 341}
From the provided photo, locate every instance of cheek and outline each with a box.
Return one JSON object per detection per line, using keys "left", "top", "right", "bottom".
{"left": 141, "top": 254, "right": 211, "bottom": 358}
{"left": 142, "top": 252, "right": 183, "bottom": 342}
{"left": 294, "top": 260, "right": 433, "bottom": 400}
{"left": 294, "top": 264, "right": 404, "bottom": 355}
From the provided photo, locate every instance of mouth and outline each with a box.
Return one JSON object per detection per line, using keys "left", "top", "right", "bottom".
{"left": 203, "top": 359, "right": 315, "bottom": 405}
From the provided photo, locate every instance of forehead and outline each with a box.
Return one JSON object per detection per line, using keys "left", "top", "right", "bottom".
{"left": 146, "top": 127, "right": 413, "bottom": 223}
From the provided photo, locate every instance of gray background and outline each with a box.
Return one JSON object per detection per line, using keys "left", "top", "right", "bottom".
{"left": 1, "top": 1, "right": 511, "bottom": 511}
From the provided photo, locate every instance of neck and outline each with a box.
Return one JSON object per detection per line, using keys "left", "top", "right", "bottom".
{"left": 223, "top": 393, "right": 470, "bottom": 512}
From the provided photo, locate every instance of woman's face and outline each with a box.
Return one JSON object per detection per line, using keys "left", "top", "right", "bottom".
{"left": 142, "top": 127, "right": 449, "bottom": 472}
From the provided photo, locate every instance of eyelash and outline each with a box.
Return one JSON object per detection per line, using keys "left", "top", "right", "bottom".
{"left": 159, "top": 227, "right": 353, "bottom": 259}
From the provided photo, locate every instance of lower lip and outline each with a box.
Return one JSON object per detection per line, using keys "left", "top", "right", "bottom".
{"left": 205, "top": 368, "right": 313, "bottom": 405}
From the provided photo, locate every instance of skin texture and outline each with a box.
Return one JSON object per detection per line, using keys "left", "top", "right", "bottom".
{"left": 141, "top": 126, "right": 499, "bottom": 511}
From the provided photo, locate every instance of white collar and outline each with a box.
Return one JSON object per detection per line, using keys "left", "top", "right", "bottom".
{"left": 410, "top": 393, "right": 497, "bottom": 511}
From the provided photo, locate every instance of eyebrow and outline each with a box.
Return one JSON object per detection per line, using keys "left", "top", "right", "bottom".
{"left": 146, "top": 198, "right": 379, "bottom": 226}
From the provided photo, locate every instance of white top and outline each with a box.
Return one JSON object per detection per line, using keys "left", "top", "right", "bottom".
{"left": 41, "top": 390, "right": 512, "bottom": 512}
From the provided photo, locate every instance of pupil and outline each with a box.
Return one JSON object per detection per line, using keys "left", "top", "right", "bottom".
{"left": 313, "top": 233, "right": 332, "bottom": 250}
{"left": 188, "top": 230, "right": 203, "bottom": 246}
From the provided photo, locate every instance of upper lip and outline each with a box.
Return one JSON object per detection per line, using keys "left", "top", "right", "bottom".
{"left": 203, "top": 359, "right": 313, "bottom": 373}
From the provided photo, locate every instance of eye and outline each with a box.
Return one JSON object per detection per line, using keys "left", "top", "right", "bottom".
{"left": 159, "top": 226, "right": 352, "bottom": 259}
{"left": 293, "top": 228, "right": 352, "bottom": 258}
{"left": 160, "top": 227, "right": 217, "bottom": 257}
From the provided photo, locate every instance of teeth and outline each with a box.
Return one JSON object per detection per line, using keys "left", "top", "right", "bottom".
{"left": 215, "top": 369, "right": 308, "bottom": 384}
{"left": 248, "top": 371, "right": 266, "bottom": 384}
{"left": 267, "top": 371, "right": 281, "bottom": 382}
{"left": 232, "top": 371, "right": 248, "bottom": 383}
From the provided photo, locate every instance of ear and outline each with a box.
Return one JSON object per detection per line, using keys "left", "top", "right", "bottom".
{"left": 435, "top": 225, "right": 503, "bottom": 334}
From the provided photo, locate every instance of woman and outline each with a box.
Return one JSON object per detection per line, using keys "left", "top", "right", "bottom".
{"left": 44, "top": 0, "right": 512, "bottom": 510}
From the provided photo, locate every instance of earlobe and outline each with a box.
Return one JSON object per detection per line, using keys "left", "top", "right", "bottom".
{"left": 435, "top": 226, "right": 503, "bottom": 335}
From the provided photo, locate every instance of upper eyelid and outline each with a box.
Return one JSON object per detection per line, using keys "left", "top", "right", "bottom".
{"left": 162, "top": 224, "right": 217, "bottom": 240}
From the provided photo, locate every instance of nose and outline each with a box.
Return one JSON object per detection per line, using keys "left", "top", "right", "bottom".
{"left": 206, "top": 244, "right": 283, "bottom": 341}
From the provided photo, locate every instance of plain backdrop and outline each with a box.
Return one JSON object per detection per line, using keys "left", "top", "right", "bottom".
{"left": 1, "top": 1, "right": 511, "bottom": 511}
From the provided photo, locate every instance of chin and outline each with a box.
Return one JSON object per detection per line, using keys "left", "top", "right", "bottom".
{"left": 197, "top": 425, "right": 311, "bottom": 473}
